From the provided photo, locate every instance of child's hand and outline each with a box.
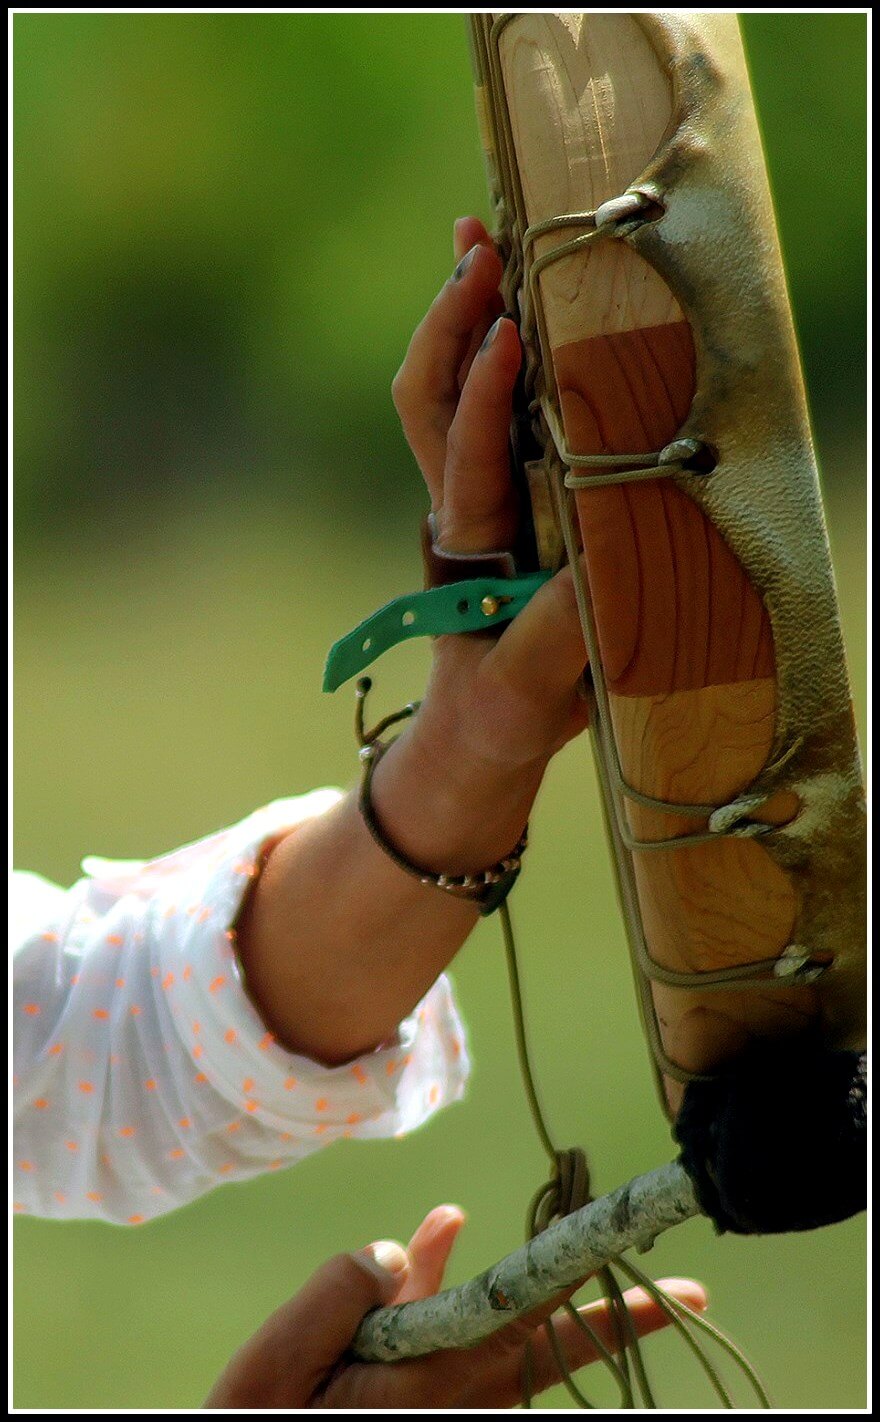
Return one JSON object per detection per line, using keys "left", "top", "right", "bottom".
{"left": 205, "top": 1204, "right": 707, "bottom": 1409}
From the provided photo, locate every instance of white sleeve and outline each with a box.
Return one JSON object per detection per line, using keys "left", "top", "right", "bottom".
{"left": 12, "top": 794, "right": 470, "bottom": 1226}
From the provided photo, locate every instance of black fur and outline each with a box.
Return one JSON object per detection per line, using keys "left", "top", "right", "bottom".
{"left": 675, "top": 1040, "right": 866, "bottom": 1234}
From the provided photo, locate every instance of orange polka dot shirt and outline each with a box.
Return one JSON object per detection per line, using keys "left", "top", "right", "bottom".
{"left": 12, "top": 794, "right": 469, "bottom": 1225}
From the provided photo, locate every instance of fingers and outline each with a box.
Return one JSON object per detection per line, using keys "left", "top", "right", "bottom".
{"left": 394, "top": 1205, "right": 466, "bottom": 1304}
{"left": 393, "top": 236, "right": 503, "bottom": 504}
{"left": 453, "top": 215, "right": 493, "bottom": 264}
{"left": 524, "top": 1277, "right": 709, "bottom": 1397}
{"left": 453, "top": 1276, "right": 708, "bottom": 1408}
{"left": 446, "top": 216, "right": 517, "bottom": 554}
{"left": 404, "top": 1283, "right": 580, "bottom": 1410}
{"left": 439, "top": 315, "right": 521, "bottom": 552}
{"left": 453, "top": 217, "right": 505, "bottom": 387}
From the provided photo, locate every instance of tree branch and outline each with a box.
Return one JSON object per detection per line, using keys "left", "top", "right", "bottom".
{"left": 353, "top": 1159, "right": 700, "bottom": 1361}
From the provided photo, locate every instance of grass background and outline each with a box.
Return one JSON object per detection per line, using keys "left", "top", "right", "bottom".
{"left": 13, "top": 12, "right": 866, "bottom": 1409}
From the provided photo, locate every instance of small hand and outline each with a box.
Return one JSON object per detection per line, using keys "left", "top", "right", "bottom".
{"left": 205, "top": 1205, "right": 707, "bottom": 1409}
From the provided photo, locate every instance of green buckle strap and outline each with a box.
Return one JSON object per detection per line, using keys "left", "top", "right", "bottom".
{"left": 323, "top": 573, "right": 551, "bottom": 692}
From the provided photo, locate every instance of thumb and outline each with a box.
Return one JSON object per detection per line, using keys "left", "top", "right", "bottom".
{"left": 289, "top": 1241, "right": 410, "bottom": 1379}
{"left": 203, "top": 1242, "right": 409, "bottom": 1409}
{"left": 488, "top": 562, "right": 589, "bottom": 709}
{"left": 324, "top": 1234, "right": 412, "bottom": 1353}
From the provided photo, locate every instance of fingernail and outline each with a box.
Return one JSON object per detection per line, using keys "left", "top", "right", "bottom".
{"left": 479, "top": 317, "right": 503, "bottom": 352}
{"left": 419, "top": 1204, "right": 465, "bottom": 1244}
{"left": 432, "top": 1203, "right": 465, "bottom": 1224}
{"left": 452, "top": 245, "right": 479, "bottom": 282}
{"left": 354, "top": 1239, "right": 409, "bottom": 1283}
{"left": 655, "top": 1276, "right": 710, "bottom": 1310}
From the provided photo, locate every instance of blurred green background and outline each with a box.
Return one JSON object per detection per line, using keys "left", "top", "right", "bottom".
{"left": 13, "top": 12, "right": 866, "bottom": 1411}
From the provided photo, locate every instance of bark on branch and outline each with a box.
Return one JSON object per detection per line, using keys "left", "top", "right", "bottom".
{"left": 353, "top": 1159, "right": 701, "bottom": 1362}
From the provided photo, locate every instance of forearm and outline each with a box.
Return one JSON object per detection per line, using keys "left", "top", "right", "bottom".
{"left": 236, "top": 228, "right": 590, "bottom": 1067}
{"left": 235, "top": 718, "right": 545, "bottom": 1065}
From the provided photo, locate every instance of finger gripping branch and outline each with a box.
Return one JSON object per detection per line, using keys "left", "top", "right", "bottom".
{"left": 352, "top": 1161, "right": 700, "bottom": 1362}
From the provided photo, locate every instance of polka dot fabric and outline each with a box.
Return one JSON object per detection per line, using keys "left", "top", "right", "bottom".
{"left": 12, "top": 793, "right": 469, "bottom": 1225}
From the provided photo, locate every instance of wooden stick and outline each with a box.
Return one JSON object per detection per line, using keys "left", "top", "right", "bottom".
{"left": 353, "top": 1160, "right": 699, "bottom": 1362}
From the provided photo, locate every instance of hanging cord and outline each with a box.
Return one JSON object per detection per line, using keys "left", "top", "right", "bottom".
{"left": 497, "top": 898, "right": 771, "bottom": 1409}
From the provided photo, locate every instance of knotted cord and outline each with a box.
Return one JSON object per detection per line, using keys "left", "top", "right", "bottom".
{"left": 498, "top": 897, "right": 771, "bottom": 1409}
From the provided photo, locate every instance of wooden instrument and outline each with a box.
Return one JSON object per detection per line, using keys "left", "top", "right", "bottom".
{"left": 352, "top": 13, "right": 865, "bottom": 1382}
{"left": 469, "top": 11, "right": 865, "bottom": 1115}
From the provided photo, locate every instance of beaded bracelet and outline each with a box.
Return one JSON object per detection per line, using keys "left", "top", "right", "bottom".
{"left": 355, "top": 678, "right": 527, "bottom": 917}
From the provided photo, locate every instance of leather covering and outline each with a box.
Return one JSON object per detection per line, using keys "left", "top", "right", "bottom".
{"left": 469, "top": 12, "right": 865, "bottom": 1088}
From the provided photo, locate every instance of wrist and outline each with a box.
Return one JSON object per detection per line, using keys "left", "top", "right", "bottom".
{"left": 369, "top": 704, "right": 545, "bottom": 879}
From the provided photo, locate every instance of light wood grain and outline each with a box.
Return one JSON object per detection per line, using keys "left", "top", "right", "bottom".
{"left": 497, "top": 13, "right": 817, "bottom": 1112}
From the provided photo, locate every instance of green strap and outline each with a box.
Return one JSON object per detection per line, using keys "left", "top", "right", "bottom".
{"left": 323, "top": 573, "right": 550, "bottom": 692}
